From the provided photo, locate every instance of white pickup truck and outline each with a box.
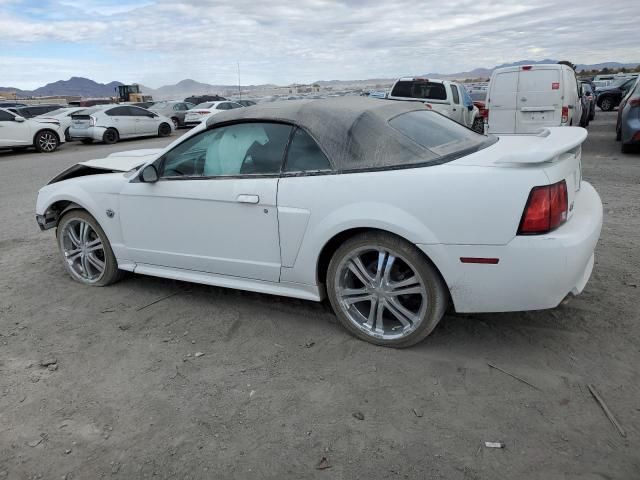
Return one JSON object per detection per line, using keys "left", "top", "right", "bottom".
{"left": 387, "top": 77, "right": 482, "bottom": 132}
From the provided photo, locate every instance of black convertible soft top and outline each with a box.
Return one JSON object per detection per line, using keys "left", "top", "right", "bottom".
{"left": 205, "top": 97, "right": 441, "bottom": 171}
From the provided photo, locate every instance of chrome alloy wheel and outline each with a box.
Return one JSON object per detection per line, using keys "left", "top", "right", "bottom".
{"left": 61, "top": 219, "right": 106, "bottom": 283}
{"left": 335, "top": 246, "right": 428, "bottom": 340}
{"left": 38, "top": 132, "right": 58, "bottom": 152}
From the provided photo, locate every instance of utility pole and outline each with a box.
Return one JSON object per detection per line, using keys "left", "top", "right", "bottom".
{"left": 237, "top": 62, "right": 242, "bottom": 100}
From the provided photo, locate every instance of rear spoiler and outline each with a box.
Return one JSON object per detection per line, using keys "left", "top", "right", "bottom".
{"left": 494, "top": 127, "right": 587, "bottom": 164}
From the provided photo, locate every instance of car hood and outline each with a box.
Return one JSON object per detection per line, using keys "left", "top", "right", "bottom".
{"left": 79, "top": 148, "right": 163, "bottom": 171}
{"left": 48, "top": 148, "right": 163, "bottom": 184}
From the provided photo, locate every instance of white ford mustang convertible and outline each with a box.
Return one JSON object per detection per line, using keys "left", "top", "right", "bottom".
{"left": 36, "top": 98, "right": 603, "bottom": 347}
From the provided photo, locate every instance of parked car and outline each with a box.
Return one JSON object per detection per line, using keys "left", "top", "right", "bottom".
{"left": 596, "top": 77, "right": 636, "bottom": 111}
{"left": 9, "top": 104, "right": 65, "bottom": 119}
{"left": 0, "top": 107, "right": 66, "bottom": 152}
{"left": 486, "top": 64, "right": 582, "bottom": 134}
{"left": 616, "top": 77, "right": 640, "bottom": 153}
{"left": 387, "top": 77, "right": 482, "bottom": 132}
{"left": 183, "top": 101, "right": 244, "bottom": 126}
{"left": 580, "top": 82, "right": 596, "bottom": 122}
{"left": 35, "top": 97, "right": 602, "bottom": 348}
{"left": 184, "top": 94, "right": 227, "bottom": 105}
{"left": 69, "top": 105, "right": 174, "bottom": 145}
{"left": 36, "top": 107, "right": 88, "bottom": 141}
{"left": 148, "top": 101, "right": 196, "bottom": 128}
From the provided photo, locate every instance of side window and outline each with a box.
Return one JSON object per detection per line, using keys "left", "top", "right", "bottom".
{"left": 216, "top": 103, "right": 229, "bottom": 110}
{"left": 162, "top": 122, "right": 292, "bottom": 178}
{"left": 186, "top": 102, "right": 195, "bottom": 109}
{"left": 450, "top": 85, "right": 460, "bottom": 104}
{"left": 284, "top": 128, "right": 331, "bottom": 173}
{"left": 128, "top": 107, "right": 151, "bottom": 117}
{"left": 228, "top": 103, "right": 242, "bottom": 109}
{"left": 0, "top": 110, "right": 14, "bottom": 121}
{"left": 105, "top": 106, "right": 129, "bottom": 116}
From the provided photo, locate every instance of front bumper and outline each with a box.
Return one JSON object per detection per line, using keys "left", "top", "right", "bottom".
{"left": 420, "top": 181, "right": 603, "bottom": 313}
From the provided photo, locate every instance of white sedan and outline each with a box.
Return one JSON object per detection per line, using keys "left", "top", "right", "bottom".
{"left": 37, "top": 106, "right": 88, "bottom": 141}
{"left": 69, "top": 105, "right": 174, "bottom": 145}
{"left": 183, "top": 101, "right": 244, "bottom": 126}
{"left": 0, "top": 107, "right": 66, "bottom": 152}
{"left": 35, "top": 98, "right": 602, "bottom": 347}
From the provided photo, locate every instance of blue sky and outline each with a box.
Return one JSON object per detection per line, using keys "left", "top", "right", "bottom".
{"left": 1, "top": 0, "right": 638, "bottom": 89}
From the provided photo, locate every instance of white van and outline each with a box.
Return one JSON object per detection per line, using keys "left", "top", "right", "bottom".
{"left": 486, "top": 64, "right": 582, "bottom": 134}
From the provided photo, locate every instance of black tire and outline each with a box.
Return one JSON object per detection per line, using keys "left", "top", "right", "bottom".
{"left": 471, "top": 117, "right": 484, "bottom": 134}
{"left": 621, "top": 142, "right": 632, "bottom": 154}
{"left": 56, "top": 210, "right": 123, "bottom": 286}
{"left": 64, "top": 127, "right": 71, "bottom": 142}
{"left": 34, "top": 130, "right": 60, "bottom": 153}
{"left": 599, "top": 97, "right": 614, "bottom": 111}
{"left": 81, "top": 139, "right": 94, "bottom": 145}
{"left": 616, "top": 128, "right": 621, "bottom": 141}
{"left": 171, "top": 117, "right": 179, "bottom": 129}
{"left": 158, "top": 122, "right": 172, "bottom": 137}
{"left": 102, "top": 128, "right": 119, "bottom": 145}
{"left": 589, "top": 108, "right": 595, "bottom": 121}
{"left": 326, "top": 231, "right": 449, "bottom": 348}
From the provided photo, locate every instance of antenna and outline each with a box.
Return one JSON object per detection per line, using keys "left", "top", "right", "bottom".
{"left": 237, "top": 61, "right": 242, "bottom": 101}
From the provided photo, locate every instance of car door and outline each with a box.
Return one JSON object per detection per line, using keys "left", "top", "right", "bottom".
{"left": 104, "top": 106, "right": 135, "bottom": 137}
{"left": 0, "top": 109, "right": 31, "bottom": 146}
{"left": 118, "top": 121, "right": 292, "bottom": 282}
{"left": 487, "top": 70, "right": 519, "bottom": 134}
{"left": 448, "top": 84, "right": 463, "bottom": 125}
{"left": 128, "top": 106, "right": 157, "bottom": 135}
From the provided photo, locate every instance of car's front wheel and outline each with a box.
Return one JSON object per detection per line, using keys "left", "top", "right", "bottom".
{"left": 34, "top": 130, "right": 59, "bottom": 153}
{"left": 326, "top": 232, "right": 448, "bottom": 348}
{"left": 600, "top": 97, "right": 614, "bottom": 111}
{"left": 56, "top": 210, "right": 122, "bottom": 286}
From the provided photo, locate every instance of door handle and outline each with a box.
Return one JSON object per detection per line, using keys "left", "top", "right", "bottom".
{"left": 236, "top": 194, "right": 259, "bottom": 204}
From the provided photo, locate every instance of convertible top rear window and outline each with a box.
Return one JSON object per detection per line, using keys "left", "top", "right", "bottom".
{"left": 389, "top": 110, "right": 494, "bottom": 157}
{"left": 391, "top": 81, "right": 447, "bottom": 100}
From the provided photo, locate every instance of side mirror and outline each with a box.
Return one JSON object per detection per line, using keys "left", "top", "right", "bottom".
{"left": 140, "top": 164, "right": 159, "bottom": 183}
{"left": 14, "top": 115, "right": 25, "bottom": 122}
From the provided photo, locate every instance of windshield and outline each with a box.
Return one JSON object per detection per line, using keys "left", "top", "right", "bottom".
{"left": 149, "top": 102, "right": 167, "bottom": 109}
{"left": 389, "top": 110, "right": 494, "bottom": 157}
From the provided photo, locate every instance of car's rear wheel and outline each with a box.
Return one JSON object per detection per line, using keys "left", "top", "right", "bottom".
{"left": 34, "top": 130, "right": 59, "bottom": 153}
{"left": 171, "top": 117, "right": 179, "bottom": 129}
{"left": 81, "top": 139, "right": 94, "bottom": 145}
{"left": 158, "top": 122, "right": 172, "bottom": 137}
{"left": 56, "top": 210, "right": 122, "bottom": 286}
{"left": 600, "top": 97, "right": 613, "bottom": 111}
{"left": 621, "top": 142, "right": 633, "bottom": 154}
{"left": 102, "top": 128, "right": 119, "bottom": 144}
{"left": 326, "top": 232, "right": 448, "bottom": 348}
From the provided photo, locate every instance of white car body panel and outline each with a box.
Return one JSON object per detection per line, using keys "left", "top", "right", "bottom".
{"left": 36, "top": 121, "right": 602, "bottom": 314}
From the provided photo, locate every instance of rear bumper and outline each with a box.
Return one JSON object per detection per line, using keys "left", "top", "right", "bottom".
{"left": 621, "top": 115, "right": 640, "bottom": 144}
{"left": 69, "top": 126, "right": 106, "bottom": 141}
{"left": 420, "top": 181, "right": 603, "bottom": 313}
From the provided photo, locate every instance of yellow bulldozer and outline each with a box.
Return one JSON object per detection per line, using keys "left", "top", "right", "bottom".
{"left": 116, "top": 84, "right": 153, "bottom": 104}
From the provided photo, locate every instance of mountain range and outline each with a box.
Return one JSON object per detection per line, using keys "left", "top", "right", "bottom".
{"left": 2, "top": 60, "right": 637, "bottom": 100}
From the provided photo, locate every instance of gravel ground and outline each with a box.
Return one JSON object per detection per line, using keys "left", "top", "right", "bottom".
{"left": 0, "top": 113, "right": 639, "bottom": 480}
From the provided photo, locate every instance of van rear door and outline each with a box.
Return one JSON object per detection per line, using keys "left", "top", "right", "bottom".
{"left": 487, "top": 70, "right": 518, "bottom": 134}
{"left": 516, "top": 67, "right": 562, "bottom": 133}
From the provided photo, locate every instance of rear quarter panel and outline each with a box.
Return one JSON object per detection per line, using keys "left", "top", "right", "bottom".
{"left": 277, "top": 163, "right": 547, "bottom": 286}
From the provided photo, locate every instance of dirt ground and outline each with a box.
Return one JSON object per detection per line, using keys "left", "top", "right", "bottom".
{"left": 0, "top": 112, "right": 639, "bottom": 480}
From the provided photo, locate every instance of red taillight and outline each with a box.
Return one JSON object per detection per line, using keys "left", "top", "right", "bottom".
{"left": 423, "top": 103, "right": 432, "bottom": 109}
{"left": 561, "top": 106, "right": 569, "bottom": 123}
{"left": 629, "top": 98, "right": 640, "bottom": 107}
{"left": 484, "top": 108, "right": 489, "bottom": 123}
{"left": 522, "top": 65, "right": 532, "bottom": 71}
{"left": 518, "top": 180, "right": 568, "bottom": 235}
